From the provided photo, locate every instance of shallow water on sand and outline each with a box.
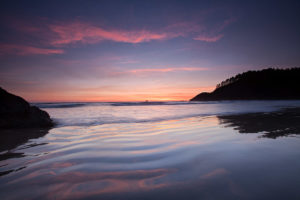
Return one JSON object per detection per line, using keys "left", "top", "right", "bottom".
{"left": 1, "top": 101, "right": 300, "bottom": 199}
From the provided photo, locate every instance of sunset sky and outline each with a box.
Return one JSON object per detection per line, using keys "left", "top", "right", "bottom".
{"left": 1, "top": 0, "right": 300, "bottom": 102}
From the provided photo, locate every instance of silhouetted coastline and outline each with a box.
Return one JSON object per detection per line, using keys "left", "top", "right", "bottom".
{"left": 191, "top": 68, "right": 300, "bottom": 101}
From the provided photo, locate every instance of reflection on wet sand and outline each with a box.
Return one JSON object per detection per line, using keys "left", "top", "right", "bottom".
{"left": 218, "top": 108, "right": 300, "bottom": 138}
{"left": 0, "top": 128, "right": 50, "bottom": 152}
{"left": 41, "top": 169, "right": 173, "bottom": 199}
{"left": 0, "top": 128, "right": 50, "bottom": 176}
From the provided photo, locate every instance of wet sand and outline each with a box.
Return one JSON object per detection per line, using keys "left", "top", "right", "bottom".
{"left": 0, "top": 128, "right": 50, "bottom": 152}
{"left": 1, "top": 107, "right": 300, "bottom": 199}
{"left": 218, "top": 107, "right": 300, "bottom": 138}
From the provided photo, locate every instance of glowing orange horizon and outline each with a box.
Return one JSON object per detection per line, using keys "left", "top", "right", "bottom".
{"left": 15, "top": 86, "right": 215, "bottom": 103}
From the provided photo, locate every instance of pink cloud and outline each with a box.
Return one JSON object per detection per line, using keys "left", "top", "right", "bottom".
{"left": 119, "top": 59, "right": 140, "bottom": 64}
{"left": 48, "top": 19, "right": 233, "bottom": 45}
{"left": 49, "top": 21, "right": 171, "bottom": 45}
{"left": 201, "top": 168, "right": 229, "bottom": 179}
{"left": 0, "top": 44, "right": 64, "bottom": 55}
{"left": 193, "top": 17, "right": 235, "bottom": 42}
{"left": 129, "top": 67, "right": 208, "bottom": 73}
{"left": 193, "top": 34, "right": 224, "bottom": 42}
{"left": 48, "top": 20, "right": 223, "bottom": 45}
{"left": 2, "top": 15, "right": 236, "bottom": 56}
{"left": 215, "top": 17, "right": 236, "bottom": 32}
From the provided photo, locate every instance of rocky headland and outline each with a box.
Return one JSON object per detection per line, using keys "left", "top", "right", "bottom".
{"left": 0, "top": 87, "right": 53, "bottom": 129}
{"left": 190, "top": 68, "right": 300, "bottom": 101}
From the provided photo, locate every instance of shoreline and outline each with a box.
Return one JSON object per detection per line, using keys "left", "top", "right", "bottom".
{"left": 1, "top": 106, "right": 300, "bottom": 153}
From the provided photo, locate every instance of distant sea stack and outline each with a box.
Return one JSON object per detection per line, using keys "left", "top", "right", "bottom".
{"left": 0, "top": 87, "right": 53, "bottom": 128}
{"left": 190, "top": 68, "right": 300, "bottom": 101}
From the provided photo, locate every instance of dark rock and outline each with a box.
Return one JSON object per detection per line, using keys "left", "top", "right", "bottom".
{"left": 190, "top": 68, "right": 300, "bottom": 101}
{"left": 0, "top": 87, "right": 54, "bottom": 128}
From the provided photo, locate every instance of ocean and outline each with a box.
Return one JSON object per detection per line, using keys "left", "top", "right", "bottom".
{"left": 1, "top": 100, "right": 300, "bottom": 199}
{"left": 36, "top": 100, "right": 300, "bottom": 127}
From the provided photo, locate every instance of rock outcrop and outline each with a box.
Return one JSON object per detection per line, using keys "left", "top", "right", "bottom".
{"left": 190, "top": 68, "right": 300, "bottom": 101}
{"left": 0, "top": 87, "right": 53, "bottom": 128}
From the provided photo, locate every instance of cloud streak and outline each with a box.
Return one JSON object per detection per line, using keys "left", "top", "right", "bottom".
{"left": 194, "top": 34, "right": 224, "bottom": 42}
{"left": 129, "top": 67, "right": 208, "bottom": 74}
{"left": 49, "top": 21, "right": 171, "bottom": 45}
{"left": 0, "top": 44, "right": 64, "bottom": 55}
{"left": 48, "top": 20, "right": 231, "bottom": 46}
{"left": 193, "top": 17, "right": 236, "bottom": 42}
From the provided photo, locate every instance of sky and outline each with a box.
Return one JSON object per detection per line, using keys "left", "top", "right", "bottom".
{"left": 0, "top": 0, "right": 299, "bottom": 102}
